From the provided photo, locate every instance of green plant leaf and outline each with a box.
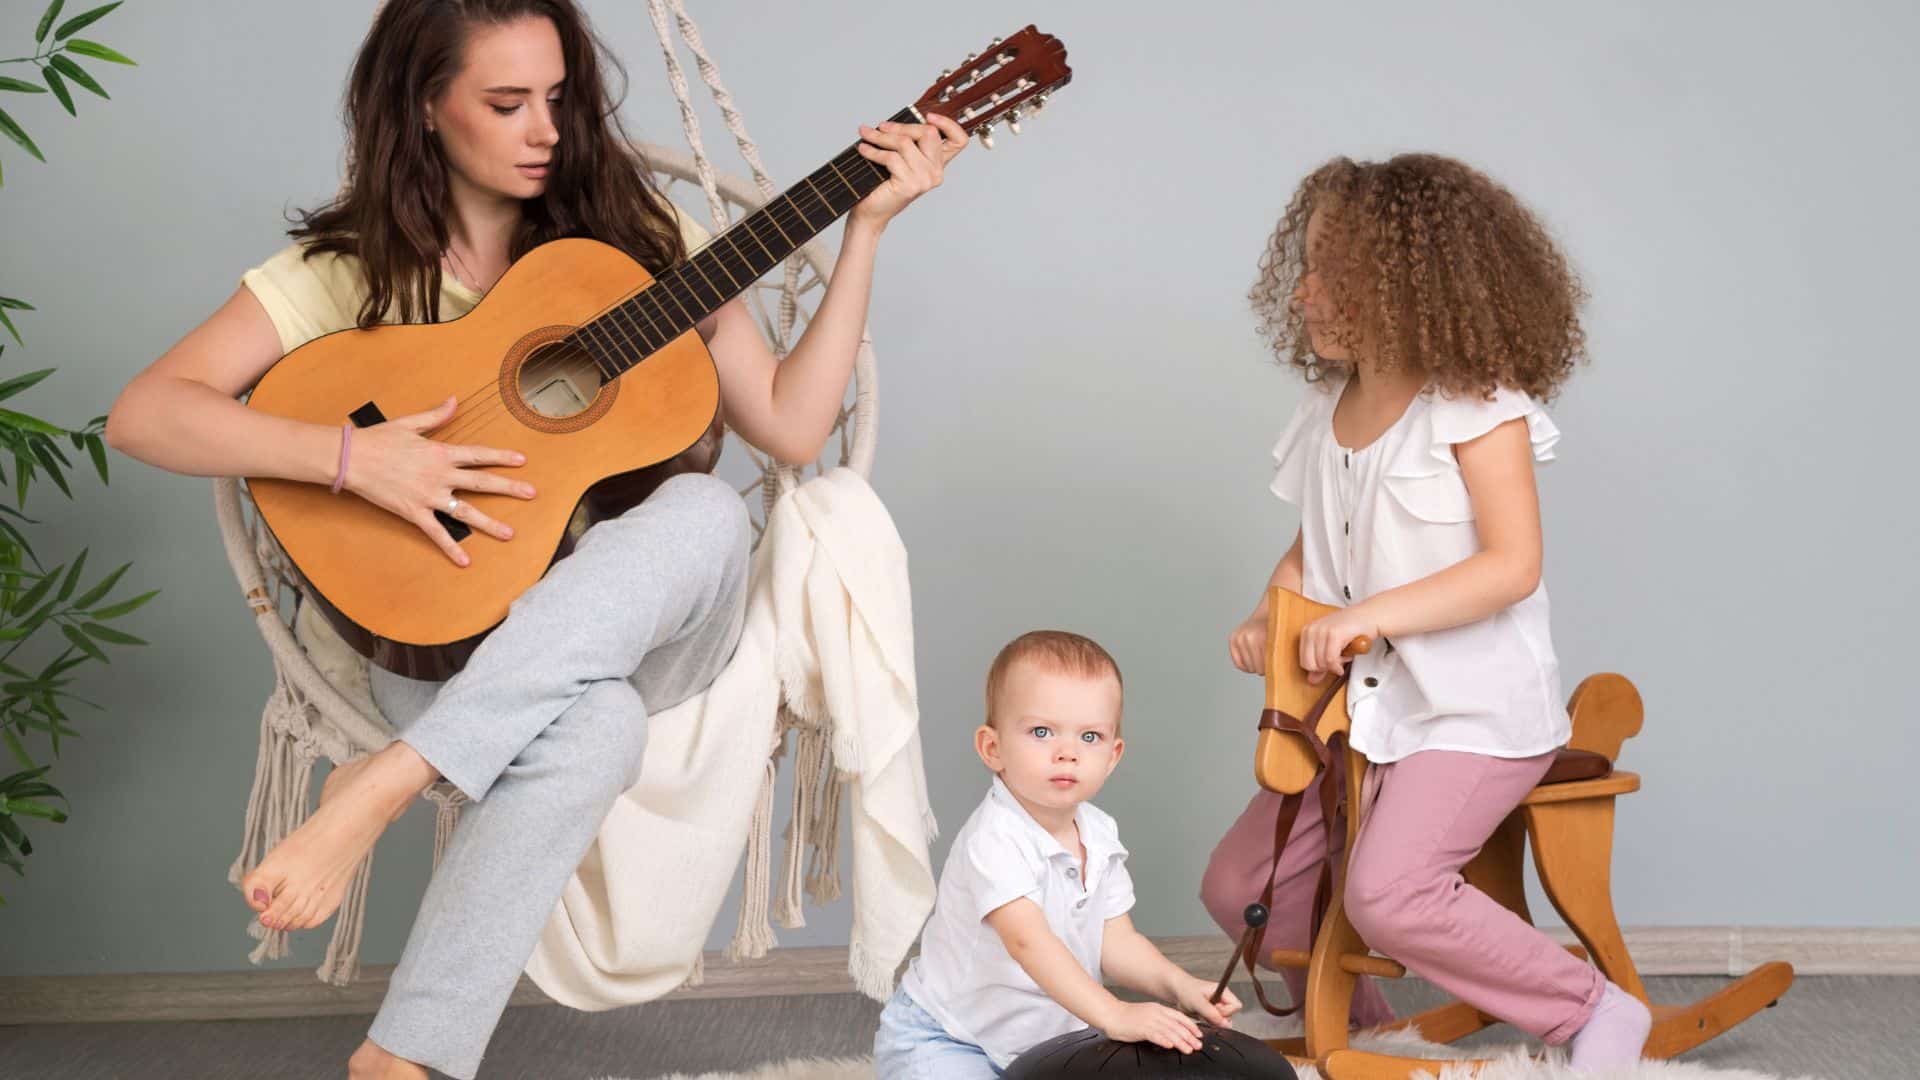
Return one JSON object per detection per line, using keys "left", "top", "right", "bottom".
{"left": 80, "top": 622, "right": 142, "bottom": 646}
{"left": 8, "top": 569, "right": 57, "bottom": 617}
{"left": 86, "top": 588, "right": 154, "bottom": 620}
{"left": 36, "top": 1, "right": 67, "bottom": 45}
{"left": 64, "top": 40, "right": 134, "bottom": 66}
{"left": 0, "top": 370, "right": 52, "bottom": 403}
{"left": 47, "top": 56, "right": 105, "bottom": 101}
{"left": 70, "top": 563, "right": 127, "bottom": 610}
{"left": 55, "top": 549, "right": 85, "bottom": 603}
{"left": 0, "top": 78, "right": 47, "bottom": 95}
{"left": 53, "top": 2, "right": 117, "bottom": 41}
{"left": 59, "top": 624, "right": 105, "bottom": 664}
{"left": 0, "top": 299, "right": 32, "bottom": 311}
{"left": 0, "top": 107, "right": 45, "bottom": 164}
{"left": 0, "top": 814, "right": 29, "bottom": 850}
{"left": 1, "top": 728, "right": 31, "bottom": 769}
{"left": 85, "top": 435, "right": 107, "bottom": 483}
{"left": 6, "top": 800, "right": 65, "bottom": 823}
{"left": 0, "top": 308, "right": 20, "bottom": 348}
{"left": 28, "top": 441, "right": 70, "bottom": 498}
{"left": 43, "top": 67, "right": 74, "bottom": 117}
{"left": 0, "top": 410, "right": 66, "bottom": 438}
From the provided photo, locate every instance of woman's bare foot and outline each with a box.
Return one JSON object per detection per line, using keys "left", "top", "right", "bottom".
{"left": 241, "top": 742, "right": 438, "bottom": 932}
{"left": 348, "top": 1037, "right": 430, "bottom": 1079}
{"left": 321, "top": 755, "right": 410, "bottom": 825}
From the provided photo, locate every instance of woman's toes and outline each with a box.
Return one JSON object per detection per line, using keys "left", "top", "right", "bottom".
{"left": 260, "top": 889, "right": 302, "bottom": 931}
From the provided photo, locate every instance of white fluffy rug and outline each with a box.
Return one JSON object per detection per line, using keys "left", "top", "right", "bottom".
{"left": 611, "top": 1025, "right": 1818, "bottom": 1080}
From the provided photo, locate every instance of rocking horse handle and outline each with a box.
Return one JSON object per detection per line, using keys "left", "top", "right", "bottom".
{"left": 1342, "top": 635, "right": 1373, "bottom": 658}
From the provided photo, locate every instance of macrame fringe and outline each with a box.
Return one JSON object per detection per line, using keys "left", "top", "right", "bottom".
{"left": 316, "top": 850, "right": 374, "bottom": 985}
{"left": 725, "top": 756, "right": 780, "bottom": 962}
{"left": 427, "top": 785, "right": 468, "bottom": 871}
{"left": 229, "top": 677, "right": 320, "bottom": 966}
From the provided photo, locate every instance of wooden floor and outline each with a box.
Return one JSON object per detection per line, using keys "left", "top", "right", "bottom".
{"left": 0, "top": 975, "right": 1908, "bottom": 1079}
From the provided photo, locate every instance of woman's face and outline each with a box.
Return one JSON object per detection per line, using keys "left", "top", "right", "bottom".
{"left": 426, "top": 16, "right": 566, "bottom": 203}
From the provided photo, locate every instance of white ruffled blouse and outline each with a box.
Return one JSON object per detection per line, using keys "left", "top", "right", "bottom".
{"left": 1269, "top": 374, "right": 1569, "bottom": 762}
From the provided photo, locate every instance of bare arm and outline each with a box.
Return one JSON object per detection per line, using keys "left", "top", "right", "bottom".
{"left": 985, "top": 899, "right": 1205, "bottom": 1052}
{"left": 104, "top": 284, "right": 531, "bottom": 566}
{"left": 1299, "top": 418, "right": 1543, "bottom": 675}
{"left": 1100, "top": 913, "right": 1238, "bottom": 1027}
{"left": 708, "top": 114, "right": 966, "bottom": 465}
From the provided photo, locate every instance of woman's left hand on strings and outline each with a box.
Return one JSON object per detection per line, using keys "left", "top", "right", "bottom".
{"left": 850, "top": 113, "right": 969, "bottom": 229}
{"left": 1301, "top": 606, "right": 1380, "bottom": 685}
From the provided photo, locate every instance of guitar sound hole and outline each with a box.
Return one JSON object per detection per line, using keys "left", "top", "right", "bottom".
{"left": 517, "top": 337, "right": 608, "bottom": 419}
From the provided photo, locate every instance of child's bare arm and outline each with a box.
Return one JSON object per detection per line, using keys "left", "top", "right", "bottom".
{"left": 1100, "top": 914, "right": 1241, "bottom": 1027}
{"left": 985, "top": 899, "right": 1205, "bottom": 1052}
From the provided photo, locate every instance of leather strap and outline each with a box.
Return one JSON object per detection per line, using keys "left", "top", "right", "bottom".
{"left": 1212, "top": 670, "right": 1351, "bottom": 1016}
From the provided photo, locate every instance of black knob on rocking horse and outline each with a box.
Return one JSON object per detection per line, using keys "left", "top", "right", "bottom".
{"left": 1243, "top": 902, "right": 1270, "bottom": 929}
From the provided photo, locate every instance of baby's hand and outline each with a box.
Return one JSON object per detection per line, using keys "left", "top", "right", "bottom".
{"left": 1099, "top": 1000, "right": 1205, "bottom": 1053}
{"left": 1172, "top": 975, "right": 1240, "bottom": 1027}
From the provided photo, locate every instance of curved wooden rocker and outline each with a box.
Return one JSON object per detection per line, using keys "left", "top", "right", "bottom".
{"left": 1236, "top": 588, "right": 1793, "bottom": 1079}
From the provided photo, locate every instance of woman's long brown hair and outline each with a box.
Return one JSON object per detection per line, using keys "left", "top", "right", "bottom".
{"left": 289, "top": 0, "right": 685, "bottom": 328}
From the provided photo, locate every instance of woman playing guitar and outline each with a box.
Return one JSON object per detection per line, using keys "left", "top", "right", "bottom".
{"left": 104, "top": 3, "right": 966, "bottom": 1076}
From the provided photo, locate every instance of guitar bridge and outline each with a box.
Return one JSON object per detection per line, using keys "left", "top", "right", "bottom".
{"left": 350, "top": 401, "right": 470, "bottom": 542}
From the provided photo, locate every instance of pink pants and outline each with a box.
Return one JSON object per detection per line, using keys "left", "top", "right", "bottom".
{"left": 1200, "top": 749, "right": 1604, "bottom": 1044}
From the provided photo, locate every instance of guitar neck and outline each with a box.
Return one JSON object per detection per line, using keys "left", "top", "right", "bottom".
{"left": 580, "top": 106, "right": 914, "bottom": 378}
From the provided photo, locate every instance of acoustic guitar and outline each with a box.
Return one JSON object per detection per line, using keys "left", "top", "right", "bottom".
{"left": 246, "top": 27, "right": 1071, "bottom": 679}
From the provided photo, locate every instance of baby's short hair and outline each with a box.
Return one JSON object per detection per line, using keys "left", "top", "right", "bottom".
{"left": 985, "top": 630, "right": 1123, "bottom": 733}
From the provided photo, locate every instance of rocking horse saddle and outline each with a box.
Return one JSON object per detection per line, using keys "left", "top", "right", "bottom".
{"left": 1003, "top": 1024, "right": 1298, "bottom": 1079}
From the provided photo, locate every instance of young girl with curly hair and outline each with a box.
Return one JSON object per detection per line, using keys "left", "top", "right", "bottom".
{"left": 1200, "top": 154, "right": 1653, "bottom": 1072}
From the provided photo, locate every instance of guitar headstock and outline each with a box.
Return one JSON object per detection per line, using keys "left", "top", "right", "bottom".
{"left": 912, "top": 26, "right": 1071, "bottom": 149}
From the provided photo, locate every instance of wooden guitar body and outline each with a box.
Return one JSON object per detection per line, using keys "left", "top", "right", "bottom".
{"left": 247, "top": 237, "right": 719, "bottom": 678}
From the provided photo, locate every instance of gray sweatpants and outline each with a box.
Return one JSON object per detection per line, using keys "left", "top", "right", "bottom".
{"left": 362, "top": 473, "right": 751, "bottom": 1079}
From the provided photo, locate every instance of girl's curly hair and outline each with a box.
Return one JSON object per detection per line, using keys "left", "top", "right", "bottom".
{"left": 1250, "top": 154, "right": 1587, "bottom": 401}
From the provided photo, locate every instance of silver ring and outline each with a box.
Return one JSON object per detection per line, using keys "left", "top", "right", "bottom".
{"left": 446, "top": 497, "right": 462, "bottom": 516}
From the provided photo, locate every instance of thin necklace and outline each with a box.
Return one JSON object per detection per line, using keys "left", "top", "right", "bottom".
{"left": 445, "top": 239, "right": 485, "bottom": 294}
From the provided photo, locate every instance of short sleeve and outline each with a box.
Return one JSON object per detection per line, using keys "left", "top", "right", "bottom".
{"left": 959, "top": 830, "right": 1043, "bottom": 924}
{"left": 1098, "top": 855, "right": 1135, "bottom": 920}
{"left": 1269, "top": 383, "right": 1334, "bottom": 506}
{"left": 240, "top": 243, "right": 364, "bottom": 356}
{"left": 1404, "top": 386, "right": 1561, "bottom": 478}
{"left": 666, "top": 201, "right": 712, "bottom": 254}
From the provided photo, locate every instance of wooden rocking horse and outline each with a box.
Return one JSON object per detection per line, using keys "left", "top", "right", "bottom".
{"left": 1211, "top": 587, "right": 1794, "bottom": 1079}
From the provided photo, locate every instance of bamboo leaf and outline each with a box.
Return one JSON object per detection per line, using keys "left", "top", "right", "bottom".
{"left": 8, "top": 569, "right": 56, "bottom": 617}
{"left": 80, "top": 622, "right": 142, "bottom": 646}
{"left": 55, "top": 550, "right": 85, "bottom": 603}
{"left": 43, "top": 67, "right": 74, "bottom": 117}
{"left": 64, "top": 40, "right": 134, "bottom": 66}
{"left": 0, "top": 78, "right": 47, "bottom": 95}
{"left": 85, "top": 588, "right": 154, "bottom": 620}
{"left": 0, "top": 370, "right": 52, "bottom": 403}
{"left": 0, "top": 410, "right": 66, "bottom": 437}
{"left": 54, "top": 3, "right": 118, "bottom": 41}
{"left": 59, "top": 625, "right": 105, "bottom": 663}
{"left": 0, "top": 107, "right": 45, "bottom": 163}
{"left": 36, "top": 1, "right": 67, "bottom": 45}
{"left": 0, "top": 308, "right": 20, "bottom": 349}
{"left": 0, "top": 299, "right": 36, "bottom": 311}
{"left": 71, "top": 563, "right": 126, "bottom": 610}
{"left": 47, "top": 56, "right": 105, "bottom": 101}
{"left": 85, "top": 435, "right": 107, "bottom": 483}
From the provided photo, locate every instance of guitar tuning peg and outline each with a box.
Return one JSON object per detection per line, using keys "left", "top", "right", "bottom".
{"left": 939, "top": 68, "right": 953, "bottom": 80}
{"left": 1006, "top": 109, "right": 1022, "bottom": 135}
{"left": 979, "top": 124, "right": 995, "bottom": 150}
{"left": 988, "top": 37, "right": 1003, "bottom": 48}
{"left": 964, "top": 52, "right": 977, "bottom": 63}
{"left": 1031, "top": 94, "right": 1049, "bottom": 115}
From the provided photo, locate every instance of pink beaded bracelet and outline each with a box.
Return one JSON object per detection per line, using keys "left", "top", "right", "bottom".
{"left": 330, "top": 422, "right": 352, "bottom": 494}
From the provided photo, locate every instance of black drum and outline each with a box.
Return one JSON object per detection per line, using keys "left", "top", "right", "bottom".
{"left": 1002, "top": 1024, "right": 1299, "bottom": 1079}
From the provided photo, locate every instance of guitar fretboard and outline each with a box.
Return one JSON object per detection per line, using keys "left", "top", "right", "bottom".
{"left": 569, "top": 107, "right": 913, "bottom": 378}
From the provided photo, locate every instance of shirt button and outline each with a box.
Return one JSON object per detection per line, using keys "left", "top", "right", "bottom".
{"left": 1343, "top": 586, "right": 1352, "bottom": 600}
{"left": 1364, "top": 677, "right": 1378, "bottom": 688}
{"left": 1076, "top": 898, "right": 1087, "bottom": 909}
{"left": 1066, "top": 868, "right": 1078, "bottom": 879}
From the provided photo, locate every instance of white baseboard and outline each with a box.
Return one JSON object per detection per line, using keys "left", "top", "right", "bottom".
{"left": 2, "top": 927, "right": 1914, "bottom": 1025}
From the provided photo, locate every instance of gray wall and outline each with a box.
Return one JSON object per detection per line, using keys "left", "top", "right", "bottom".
{"left": 1, "top": 0, "right": 1913, "bottom": 978}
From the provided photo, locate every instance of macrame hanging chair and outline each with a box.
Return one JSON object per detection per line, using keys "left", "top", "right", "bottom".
{"left": 214, "top": 0, "right": 878, "bottom": 986}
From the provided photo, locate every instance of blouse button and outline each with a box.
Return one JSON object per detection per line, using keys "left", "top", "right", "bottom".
{"left": 1066, "top": 867, "right": 1078, "bottom": 879}
{"left": 1343, "top": 586, "right": 1352, "bottom": 600}
{"left": 1364, "top": 677, "right": 1378, "bottom": 688}
{"left": 1076, "top": 898, "right": 1088, "bottom": 910}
